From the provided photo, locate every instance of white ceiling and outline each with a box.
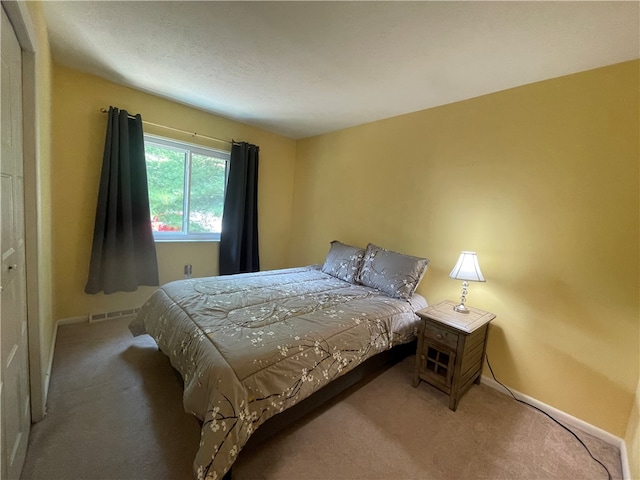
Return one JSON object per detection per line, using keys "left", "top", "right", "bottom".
{"left": 42, "top": 1, "right": 640, "bottom": 140}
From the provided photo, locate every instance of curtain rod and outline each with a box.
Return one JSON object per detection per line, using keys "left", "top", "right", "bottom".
{"left": 100, "top": 108, "right": 233, "bottom": 145}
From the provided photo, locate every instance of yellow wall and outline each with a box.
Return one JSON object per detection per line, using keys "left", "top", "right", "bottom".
{"left": 290, "top": 61, "right": 639, "bottom": 437}
{"left": 51, "top": 64, "right": 296, "bottom": 320}
{"left": 24, "top": 0, "right": 54, "bottom": 418}
{"left": 626, "top": 379, "right": 640, "bottom": 479}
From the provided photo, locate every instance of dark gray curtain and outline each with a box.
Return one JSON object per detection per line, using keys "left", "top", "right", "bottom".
{"left": 219, "top": 142, "right": 260, "bottom": 275}
{"left": 85, "top": 106, "right": 159, "bottom": 294}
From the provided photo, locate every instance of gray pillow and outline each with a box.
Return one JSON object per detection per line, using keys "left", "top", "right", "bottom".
{"left": 321, "top": 240, "right": 365, "bottom": 283}
{"left": 359, "top": 243, "right": 429, "bottom": 299}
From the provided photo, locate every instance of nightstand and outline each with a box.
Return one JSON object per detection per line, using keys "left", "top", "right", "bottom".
{"left": 413, "top": 300, "right": 495, "bottom": 411}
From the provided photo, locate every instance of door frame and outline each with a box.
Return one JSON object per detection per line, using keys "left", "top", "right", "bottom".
{"left": 2, "top": 0, "right": 45, "bottom": 422}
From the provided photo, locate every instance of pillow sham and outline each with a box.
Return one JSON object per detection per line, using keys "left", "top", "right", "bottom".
{"left": 359, "top": 243, "right": 429, "bottom": 299}
{"left": 321, "top": 240, "right": 365, "bottom": 283}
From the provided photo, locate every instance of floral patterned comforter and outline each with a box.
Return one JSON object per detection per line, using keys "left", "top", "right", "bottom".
{"left": 130, "top": 265, "right": 426, "bottom": 479}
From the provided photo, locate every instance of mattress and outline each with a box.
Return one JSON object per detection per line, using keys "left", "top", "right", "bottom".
{"left": 130, "top": 265, "right": 427, "bottom": 479}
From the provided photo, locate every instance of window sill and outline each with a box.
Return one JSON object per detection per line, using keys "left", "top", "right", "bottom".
{"left": 154, "top": 238, "right": 220, "bottom": 243}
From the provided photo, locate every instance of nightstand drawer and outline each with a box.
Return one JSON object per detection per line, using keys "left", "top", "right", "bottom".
{"left": 423, "top": 321, "right": 458, "bottom": 349}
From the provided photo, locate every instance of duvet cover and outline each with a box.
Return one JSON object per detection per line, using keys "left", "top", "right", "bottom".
{"left": 130, "top": 265, "right": 426, "bottom": 479}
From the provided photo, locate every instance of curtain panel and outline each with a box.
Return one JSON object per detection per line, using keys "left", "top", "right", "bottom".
{"left": 85, "top": 107, "right": 159, "bottom": 294}
{"left": 219, "top": 142, "right": 260, "bottom": 275}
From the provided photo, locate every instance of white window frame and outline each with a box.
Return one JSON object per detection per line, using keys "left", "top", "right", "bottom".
{"left": 144, "top": 134, "right": 230, "bottom": 242}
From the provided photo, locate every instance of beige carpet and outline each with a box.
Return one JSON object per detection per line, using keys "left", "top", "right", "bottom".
{"left": 21, "top": 318, "right": 622, "bottom": 480}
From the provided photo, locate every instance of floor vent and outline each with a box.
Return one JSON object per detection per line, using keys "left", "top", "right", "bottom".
{"left": 89, "top": 307, "right": 141, "bottom": 323}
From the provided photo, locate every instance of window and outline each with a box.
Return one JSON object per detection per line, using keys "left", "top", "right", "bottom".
{"left": 144, "top": 134, "right": 230, "bottom": 241}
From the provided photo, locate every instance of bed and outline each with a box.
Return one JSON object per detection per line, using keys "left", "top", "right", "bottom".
{"left": 130, "top": 241, "right": 429, "bottom": 479}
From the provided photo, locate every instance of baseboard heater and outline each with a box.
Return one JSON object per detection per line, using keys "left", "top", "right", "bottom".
{"left": 89, "top": 307, "right": 141, "bottom": 323}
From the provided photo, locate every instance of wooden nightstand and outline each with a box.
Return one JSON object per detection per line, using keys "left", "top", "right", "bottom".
{"left": 413, "top": 300, "right": 495, "bottom": 411}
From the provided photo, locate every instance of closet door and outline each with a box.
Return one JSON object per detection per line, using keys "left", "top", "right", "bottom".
{"left": 1, "top": 5, "right": 30, "bottom": 480}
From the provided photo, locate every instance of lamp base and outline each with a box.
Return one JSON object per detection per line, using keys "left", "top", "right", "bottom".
{"left": 453, "top": 303, "right": 470, "bottom": 314}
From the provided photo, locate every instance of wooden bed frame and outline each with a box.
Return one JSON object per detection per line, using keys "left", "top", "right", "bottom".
{"left": 223, "top": 340, "right": 416, "bottom": 479}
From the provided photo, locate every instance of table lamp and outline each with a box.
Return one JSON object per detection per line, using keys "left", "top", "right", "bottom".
{"left": 449, "top": 251, "right": 485, "bottom": 313}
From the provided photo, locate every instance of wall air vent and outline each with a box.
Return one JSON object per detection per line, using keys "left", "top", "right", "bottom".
{"left": 88, "top": 307, "right": 141, "bottom": 323}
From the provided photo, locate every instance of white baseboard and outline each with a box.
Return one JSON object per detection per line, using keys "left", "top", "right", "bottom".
{"left": 42, "top": 316, "right": 89, "bottom": 412}
{"left": 44, "top": 312, "right": 137, "bottom": 404}
{"left": 42, "top": 324, "right": 57, "bottom": 410}
{"left": 481, "top": 375, "right": 630, "bottom": 479}
{"left": 57, "top": 315, "right": 89, "bottom": 326}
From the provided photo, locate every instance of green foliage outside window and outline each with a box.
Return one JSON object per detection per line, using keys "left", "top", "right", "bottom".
{"left": 145, "top": 141, "right": 227, "bottom": 235}
{"left": 189, "top": 153, "right": 226, "bottom": 233}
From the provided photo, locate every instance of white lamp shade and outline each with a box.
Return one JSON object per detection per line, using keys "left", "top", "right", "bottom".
{"left": 449, "top": 251, "right": 485, "bottom": 282}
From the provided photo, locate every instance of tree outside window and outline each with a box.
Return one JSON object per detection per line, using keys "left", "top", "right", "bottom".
{"left": 144, "top": 135, "right": 229, "bottom": 241}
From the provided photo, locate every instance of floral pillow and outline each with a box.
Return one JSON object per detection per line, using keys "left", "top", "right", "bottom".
{"left": 321, "top": 240, "right": 365, "bottom": 284}
{"left": 359, "top": 243, "right": 429, "bottom": 299}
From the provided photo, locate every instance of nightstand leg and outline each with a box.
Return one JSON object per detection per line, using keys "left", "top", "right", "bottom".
{"left": 413, "top": 323, "right": 426, "bottom": 388}
{"left": 448, "top": 395, "right": 458, "bottom": 411}
{"left": 412, "top": 359, "right": 421, "bottom": 387}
